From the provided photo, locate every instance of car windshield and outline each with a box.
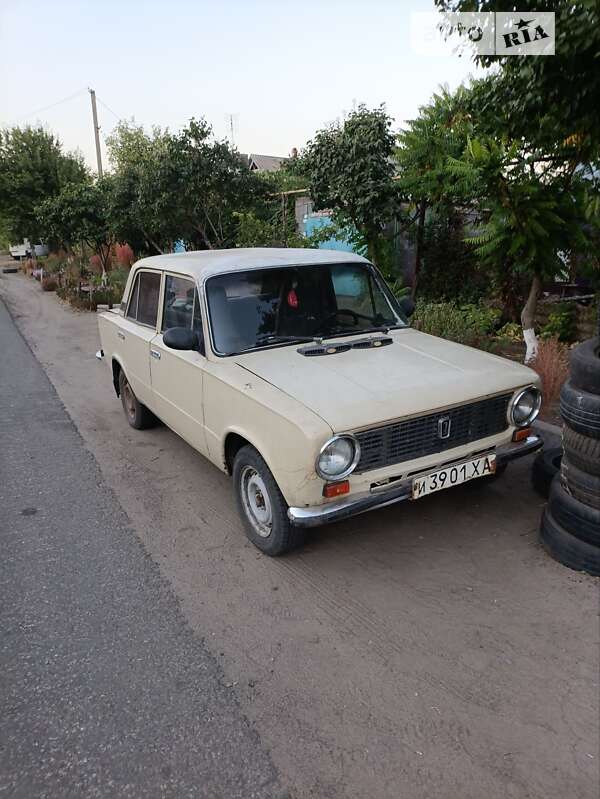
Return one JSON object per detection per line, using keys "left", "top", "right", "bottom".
{"left": 206, "top": 262, "right": 407, "bottom": 356}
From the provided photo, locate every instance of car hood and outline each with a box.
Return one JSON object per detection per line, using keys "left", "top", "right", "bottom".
{"left": 233, "top": 329, "right": 538, "bottom": 432}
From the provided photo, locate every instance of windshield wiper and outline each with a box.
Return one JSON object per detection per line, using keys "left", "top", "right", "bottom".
{"left": 358, "top": 324, "right": 404, "bottom": 335}
{"left": 255, "top": 334, "right": 319, "bottom": 345}
{"left": 320, "top": 324, "right": 403, "bottom": 339}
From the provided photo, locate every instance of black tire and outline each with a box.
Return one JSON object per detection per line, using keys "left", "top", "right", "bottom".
{"left": 540, "top": 507, "right": 600, "bottom": 576}
{"left": 232, "top": 445, "right": 306, "bottom": 556}
{"left": 570, "top": 337, "right": 600, "bottom": 395}
{"left": 561, "top": 456, "right": 600, "bottom": 510}
{"left": 562, "top": 426, "right": 600, "bottom": 476}
{"left": 118, "top": 370, "right": 156, "bottom": 430}
{"left": 548, "top": 475, "right": 600, "bottom": 547}
{"left": 560, "top": 381, "right": 600, "bottom": 439}
{"left": 2, "top": 266, "right": 18, "bottom": 274}
{"left": 531, "top": 447, "right": 562, "bottom": 499}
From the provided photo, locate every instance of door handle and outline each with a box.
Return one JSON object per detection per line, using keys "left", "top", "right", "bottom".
{"left": 151, "top": 349, "right": 161, "bottom": 360}
{"left": 117, "top": 331, "right": 125, "bottom": 340}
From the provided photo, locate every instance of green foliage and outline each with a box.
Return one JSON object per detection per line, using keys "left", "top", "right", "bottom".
{"left": 418, "top": 207, "right": 488, "bottom": 301}
{"left": 106, "top": 117, "right": 265, "bottom": 253}
{"left": 0, "top": 215, "right": 11, "bottom": 251}
{"left": 496, "top": 321, "right": 522, "bottom": 342}
{"left": 106, "top": 266, "right": 130, "bottom": 298}
{"left": 0, "top": 126, "right": 88, "bottom": 243}
{"left": 434, "top": 1, "right": 600, "bottom": 162}
{"left": 36, "top": 179, "right": 114, "bottom": 275}
{"left": 541, "top": 302, "right": 577, "bottom": 343}
{"left": 413, "top": 300, "right": 500, "bottom": 346}
{"left": 233, "top": 210, "right": 306, "bottom": 249}
{"left": 458, "top": 136, "right": 594, "bottom": 286}
{"left": 302, "top": 105, "right": 400, "bottom": 266}
{"left": 396, "top": 85, "right": 474, "bottom": 206}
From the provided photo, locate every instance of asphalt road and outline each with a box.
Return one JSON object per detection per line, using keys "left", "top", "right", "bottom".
{"left": 1, "top": 268, "right": 598, "bottom": 799}
{"left": 0, "top": 298, "right": 282, "bottom": 798}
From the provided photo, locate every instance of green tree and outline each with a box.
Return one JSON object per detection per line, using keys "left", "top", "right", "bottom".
{"left": 106, "top": 118, "right": 265, "bottom": 252}
{"left": 0, "top": 126, "right": 88, "bottom": 244}
{"left": 395, "top": 85, "right": 475, "bottom": 298}
{"left": 302, "top": 105, "right": 400, "bottom": 269}
{"left": 36, "top": 178, "right": 115, "bottom": 280}
{"left": 434, "top": 1, "right": 600, "bottom": 162}
{"left": 105, "top": 121, "right": 176, "bottom": 254}
{"left": 448, "top": 137, "right": 596, "bottom": 360}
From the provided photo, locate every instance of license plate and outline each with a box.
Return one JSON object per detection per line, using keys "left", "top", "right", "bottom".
{"left": 412, "top": 454, "right": 496, "bottom": 500}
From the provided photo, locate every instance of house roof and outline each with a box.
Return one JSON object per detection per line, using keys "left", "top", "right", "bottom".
{"left": 134, "top": 248, "right": 369, "bottom": 282}
{"left": 247, "top": 153, "right": 288, "bottom": 172}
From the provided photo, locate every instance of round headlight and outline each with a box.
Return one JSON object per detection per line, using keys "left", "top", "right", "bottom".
{"left": 510, "top": 387, "right": 542, "bottom": 427}
{"left": 316, "top": 435, "right": 360, "bottom": 480}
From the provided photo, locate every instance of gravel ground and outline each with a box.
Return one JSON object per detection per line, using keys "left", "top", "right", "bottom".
{"left": 1, "top": 265, "right": 598, "bottom": 799}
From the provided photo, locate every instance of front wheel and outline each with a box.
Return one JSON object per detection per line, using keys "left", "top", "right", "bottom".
{"left": 232, "top": 445, "right": 305, "bottom": 556}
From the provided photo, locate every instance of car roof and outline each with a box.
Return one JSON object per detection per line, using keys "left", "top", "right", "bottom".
{"left": 133, "top": 248, "right": 370, "bottom": 281}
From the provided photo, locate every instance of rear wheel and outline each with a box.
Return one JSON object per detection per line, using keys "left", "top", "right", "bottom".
{"left": 119, "top": 371, "right": 156, "bottom": 430}
{"left": 232, "top": 445, "right": 305, "bottom": 556}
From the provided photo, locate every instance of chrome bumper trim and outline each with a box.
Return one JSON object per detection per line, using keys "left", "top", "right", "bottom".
{"left": 288, "top": 434, "right": 543, "bottom": 528}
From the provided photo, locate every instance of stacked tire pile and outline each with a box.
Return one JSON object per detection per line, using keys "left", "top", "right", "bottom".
{"left": 540, "top": 337, "right": 600, "bottom": 576}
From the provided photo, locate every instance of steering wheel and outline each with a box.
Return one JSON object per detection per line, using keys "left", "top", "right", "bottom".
{"left": 314, "top": 308, "right": 375, "bottom": 332}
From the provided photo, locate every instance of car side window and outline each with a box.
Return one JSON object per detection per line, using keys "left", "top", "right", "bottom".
{"left": 162, "top": 275, "right": 196, "bottom": 332}
{"left": 125, "top": 274, "right": 140, "bottom": 321}
{"left": 126, "top": 271, "right": 161, "bottom": 327}
{"left": 192, "top": 289, "right": 202, "bottom": 335}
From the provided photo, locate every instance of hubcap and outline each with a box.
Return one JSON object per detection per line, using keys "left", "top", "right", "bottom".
{"left": 240, "top": 466, "right": 273, "bottom": 538}
{"left": 122, "top": 378, "right": 136, "bottom": 420}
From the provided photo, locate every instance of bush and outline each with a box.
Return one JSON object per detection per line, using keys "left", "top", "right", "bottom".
{"left": 114, "top": 243, "right": 134, "bottom": 267}
{"left": 496, "top": 321, "right": 522, "bottom": 342}
{"left": 530, "top": 337, "right": 569, "bottom": 415}
{"left": 413, "top": 301, "right": 500, "bottom": 346}
{"left": 541, "top": 302, "right": 577, "bottom": 343}
{"left": 56, "top": 285, "right": 120, "bottom": 311}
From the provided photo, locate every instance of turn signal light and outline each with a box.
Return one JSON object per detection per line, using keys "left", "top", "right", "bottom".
{"left": 323, "top": 480, "right": 350, "bottom": 498}
{"left": 512, "top": 427, "right": 532, "bottom": 442}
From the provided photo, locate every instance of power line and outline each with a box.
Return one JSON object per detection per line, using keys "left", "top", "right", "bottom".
{"left": 96, "top": 96, "right": 124, "bottom": 122}
{"left": 10, "top": 88, "right": 88, "bottom": 123}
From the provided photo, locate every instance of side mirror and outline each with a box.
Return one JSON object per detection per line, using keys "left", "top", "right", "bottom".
{"left": 399, "top": 297, "right": 415, "bottom": 318}
{"left": 163, "top": 327, "right": 203, "bottom": 352}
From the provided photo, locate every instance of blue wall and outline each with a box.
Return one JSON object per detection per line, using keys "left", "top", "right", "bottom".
{"left": 302, "top": 214, "right": 356, "bottom": 253}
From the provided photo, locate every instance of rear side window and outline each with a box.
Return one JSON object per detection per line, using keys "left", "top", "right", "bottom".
{"left": 126, "top": 271, "right": 161, "bottom": 327}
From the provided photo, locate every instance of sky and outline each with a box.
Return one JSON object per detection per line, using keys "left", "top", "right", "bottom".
{"left": 0, "top": 0, "right": 483, "bottom": 173}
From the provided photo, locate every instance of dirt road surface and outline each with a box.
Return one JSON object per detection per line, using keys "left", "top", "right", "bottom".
{"left": 1, "top": 267, "right": 598, "bottom": 799}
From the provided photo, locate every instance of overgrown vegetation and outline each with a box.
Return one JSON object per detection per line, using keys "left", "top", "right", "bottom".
{"left": 1, "top": 4, "right": 598, "bottom": 373}
{"left": 412, "top": 301, "right": 500, "bottom": 347}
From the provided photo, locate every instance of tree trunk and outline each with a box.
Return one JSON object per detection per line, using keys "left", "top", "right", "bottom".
{"left": 410, "top": 199, "right": 427, "bottom": 301}
{"left": 521, "top": 273, "right": 542, "bottom": 363}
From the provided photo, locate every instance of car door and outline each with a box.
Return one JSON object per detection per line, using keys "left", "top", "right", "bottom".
{"left": 149, "top": 273, "right": 209, "bottom": 457}
{"left": 119, "top": 269, "right": 162, "bottom": 407}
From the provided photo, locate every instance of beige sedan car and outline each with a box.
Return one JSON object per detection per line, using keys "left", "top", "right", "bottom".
{"left": 97, "top": 248, "right": 543, "bottom": 555}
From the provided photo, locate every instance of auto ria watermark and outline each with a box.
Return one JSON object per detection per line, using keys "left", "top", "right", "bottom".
{"left": 410, "top": 11, "right": 555, "bottom": 57}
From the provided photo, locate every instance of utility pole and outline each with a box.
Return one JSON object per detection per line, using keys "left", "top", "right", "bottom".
{"left": 89, "top": 88, "right": 103, "bottom": 177}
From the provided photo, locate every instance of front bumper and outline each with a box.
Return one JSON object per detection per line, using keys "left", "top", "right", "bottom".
{"left": 287, "top": 434, "right": 542, "bottom": 528}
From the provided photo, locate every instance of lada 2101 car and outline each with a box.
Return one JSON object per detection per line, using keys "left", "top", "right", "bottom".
{"left": 97, "top": 248, "right": 543, "bottom": 555}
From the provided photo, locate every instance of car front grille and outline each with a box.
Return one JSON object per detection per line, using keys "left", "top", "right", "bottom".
{"left": 354, "top": 393, "right": 512, "bottom": 473}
